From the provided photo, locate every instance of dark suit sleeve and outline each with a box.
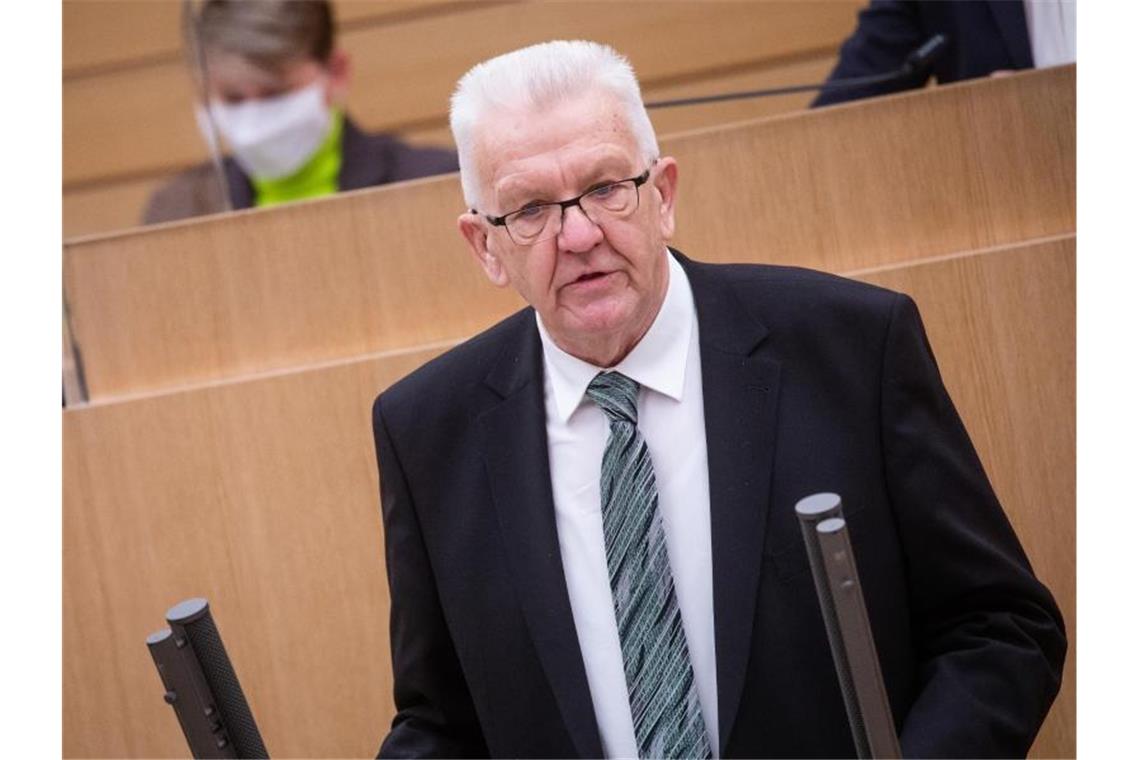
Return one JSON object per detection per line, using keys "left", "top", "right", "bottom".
{"left": 812, "top": 0, "right": 931, "bottom": 107}
{"left": 880, "top": 294, "right": 1066, "bottom": 758}
{"left": 373, "top": 396, "right": 489, "bottom": 758}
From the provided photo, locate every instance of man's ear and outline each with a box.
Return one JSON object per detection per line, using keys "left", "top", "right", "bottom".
{"left": 652, "top": 157, "right": 679, "bottom": 240}
{"left": 325, "top": 48, "right": 351, "bottom": 106}
{"left": 458, "top": 212, "right": 509, "bottom": 287}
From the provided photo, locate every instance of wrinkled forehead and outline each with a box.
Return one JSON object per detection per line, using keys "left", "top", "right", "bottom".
{"left": 470, "top": 89, "right": 641, "bottom": 203}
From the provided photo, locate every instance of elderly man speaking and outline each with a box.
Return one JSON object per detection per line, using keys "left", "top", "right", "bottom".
{"left": 371, "top": 41, "right": 1064, "bottom": 759}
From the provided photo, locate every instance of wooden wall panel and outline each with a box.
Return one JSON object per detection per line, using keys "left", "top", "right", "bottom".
{"left": 642, "top": 55, "right": 838, "bottom": 143}
{"left": 62, "top": 237, "right": 1075, "bottom": 758}
{"left": 63, "top": 0, "right": 184, "bottom": 74}
{"left": 63, "top": 343, "right": 451, "bottom": 759}
{"left": 342, "top": 0, "right": 856, "bottom": 133}
{"left": 64, "top": 1, "right": 859, "bottom": 187}
{"left": 404, "top": 52, "right": 838, "bottom": 148}
{"left": 63, "top": 174, "right": 163, "bottom": 240}
{"left": 62, "top": 0, "right": 483, "bottom": 76}
{"left": 64, "top": 53, "right": 838, "bottom": 239}
{"left": 64, "top": 68, "right": 1075, "bottom": 400}
{"left": 65, "top": 175, "right": 523, "bottom": 400}
{"left": 670, "top": 66, "right": 1076, "bottom": 270}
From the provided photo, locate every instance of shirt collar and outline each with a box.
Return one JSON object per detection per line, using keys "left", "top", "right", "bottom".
{"left": 537, "top": 251, "right": 695, "bottom": 423}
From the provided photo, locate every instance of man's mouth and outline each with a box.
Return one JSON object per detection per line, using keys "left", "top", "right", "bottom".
{"left": 575, "top": 271, "right": 608, "bottom": 283}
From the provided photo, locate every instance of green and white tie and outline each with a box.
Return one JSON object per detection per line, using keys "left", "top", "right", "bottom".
{"left": 586, "top": 371, "right": 712, "bottom": 759}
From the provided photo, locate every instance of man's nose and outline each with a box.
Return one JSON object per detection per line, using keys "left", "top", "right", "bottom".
{"left": 557, "top": 204, "right": 604, "bottom": 252}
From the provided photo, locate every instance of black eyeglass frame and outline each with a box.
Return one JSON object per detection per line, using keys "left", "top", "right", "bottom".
{"left": 471, "top": 166, "right": 654, "bottom": 238}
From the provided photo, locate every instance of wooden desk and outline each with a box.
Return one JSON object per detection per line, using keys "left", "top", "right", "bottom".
{"left": 64, "top": 236, "right": 1075, "bottom": 758}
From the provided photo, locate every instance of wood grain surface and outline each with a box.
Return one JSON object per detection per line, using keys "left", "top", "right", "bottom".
{"left": 63, "top": 0, "right": 859, "bottom": 187}
{"left": 65, "top": 173, "right": 524, "bottom": 400}
{"left": 669, "top": 66, "right": 1076, "bottom": 270}
{"left": 63, "top": 0, "right": 464, "bottom": 76}
{"left": 64, "top": 68, "right": 1075, "bottom": 401}
{"left": 62, "top": 236, "right": 1075, "bottom": 757}
{"left": 63, "top": 342, "right": 452, "bottom": 759}
{"left": 63, "top": 174, "right": 163, "bottom": 240}
{"left": 64, "top": 52, "right": 838, "bottom": 239}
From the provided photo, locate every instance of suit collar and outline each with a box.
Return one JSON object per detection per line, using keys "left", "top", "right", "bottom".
{"left": 536, "top": 252, "right": 695, "bottom": 423}
{"left": 677, "top": 250, "right": 781, "bottom": 754}
{"left": 988, "top": 0, "right": 1034, "bottom": 69}
{"left": 674, "top": 249, "right": 769, "bottom": 355}
{"left": 478, "top": 317, "right": 605, "bottom": 758}
{"left": 482, "top": 309, "right": 541, "bottom": 399}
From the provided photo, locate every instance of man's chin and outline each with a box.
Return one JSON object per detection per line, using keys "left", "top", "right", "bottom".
{"left": 557, "top": 296, "right": 633, "bottom": 333}
{"left": 544, "top": 300, "right": 646, "bottom": 358}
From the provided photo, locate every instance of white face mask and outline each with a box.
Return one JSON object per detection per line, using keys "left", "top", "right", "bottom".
{"left": 196, "top": 79, "right": 333, "bottom": 181}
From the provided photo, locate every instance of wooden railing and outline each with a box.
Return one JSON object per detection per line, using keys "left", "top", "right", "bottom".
{"left": 63, "top": 67, "right": 1075, "bottom": 401}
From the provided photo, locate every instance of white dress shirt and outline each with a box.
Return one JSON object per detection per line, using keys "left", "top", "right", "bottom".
{"left": 537, "top": 252, "right": 719, "bottom": 758}
{"left": 1024, "top": 0, "right": 1076, "bottom": 69}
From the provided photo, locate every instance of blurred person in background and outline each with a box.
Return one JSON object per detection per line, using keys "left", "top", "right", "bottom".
{"left": 813, "top": 0, "right": 1075, "bottom": 107}
{"left": 143, "top": 0, "right": 458, "bottom": 225}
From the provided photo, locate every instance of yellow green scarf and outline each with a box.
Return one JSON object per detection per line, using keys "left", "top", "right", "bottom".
{"left": 252, "top": 109, "right": 344, "bottom": 207}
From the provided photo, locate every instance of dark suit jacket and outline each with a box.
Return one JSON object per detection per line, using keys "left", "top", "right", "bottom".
{"left": 142, "top": 116, "right": 458, "bottom": 225}
{"left": 813, "top": 0, "right": 1034, "bottom": 107}
{"left": 372, "top": 251, "right": 1065, "bottom": 758}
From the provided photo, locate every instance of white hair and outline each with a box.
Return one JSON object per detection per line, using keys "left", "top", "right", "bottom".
{"left": 449, "top": 39, "right": 660, "bottom": 209}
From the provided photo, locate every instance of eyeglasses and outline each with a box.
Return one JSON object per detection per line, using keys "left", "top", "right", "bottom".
{"left": 473, "top": 166, "right": 653, "bottom": 246}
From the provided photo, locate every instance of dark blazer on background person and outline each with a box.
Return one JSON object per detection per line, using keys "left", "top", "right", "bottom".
{"left": 813, "top": 0, "right": 1033, "bottom": 107}
{"left": 372, "top": 250, "right": 1065, "bottom": 758}
{"left": 142, "top": 117, "right": 459, "bottom": 225}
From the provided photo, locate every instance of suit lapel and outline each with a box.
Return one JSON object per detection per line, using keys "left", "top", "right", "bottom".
{"left": 478, "top": 318, "right": 603, "bottom": 758}
{"left": 679, "top": 253, "right": 782, "bottom": 754}
{"left": 988, "top": 0, "right": 1034, "bottom": 69}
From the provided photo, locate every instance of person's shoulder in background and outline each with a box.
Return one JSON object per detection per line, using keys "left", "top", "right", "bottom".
{"left": 386, "top": 138, "right": 460, "bottom": 182}
{"left": 341, "top": 118, "right": 458, "bottom": 189}
{"left": 141, "top": 161, "right": 232, "bottom": 226}
{"left": 812, "top": 0, "right": 1031, "bottom": 107}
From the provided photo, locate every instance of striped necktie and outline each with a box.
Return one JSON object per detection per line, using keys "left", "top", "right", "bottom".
{"left": 586, "top": 371, "right": 712, "bottom": 759}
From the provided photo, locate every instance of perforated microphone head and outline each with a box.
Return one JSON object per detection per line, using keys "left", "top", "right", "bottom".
{"left": 166, "top": 598, "right": 269, "bottom": 758}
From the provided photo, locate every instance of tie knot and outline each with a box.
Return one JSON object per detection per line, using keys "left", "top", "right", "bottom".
{"left": 586, "top": 371, "right": 640, "bottom": 424}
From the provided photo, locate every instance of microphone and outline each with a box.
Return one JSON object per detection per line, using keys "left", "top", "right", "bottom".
{"left": 146, "top": 598, "right": 269, "bottom": 759}
{"left": 644, "top": 34, "right": 948, "bottom": 109}
{"left": 796, "top": 493, "right": 901, "bottom": 759}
